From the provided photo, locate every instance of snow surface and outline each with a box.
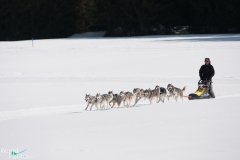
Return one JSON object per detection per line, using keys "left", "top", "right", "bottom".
{"left": 0, "top": 34, "right": 240, "bottom": 160}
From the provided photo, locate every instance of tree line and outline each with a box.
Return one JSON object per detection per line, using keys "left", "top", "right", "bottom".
{"left": 0, "top": 0, "right": 240, "bottom": 41}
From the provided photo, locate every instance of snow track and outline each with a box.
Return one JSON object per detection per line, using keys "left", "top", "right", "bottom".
{"left": 1, "top": 92, "right": 239, "bottom": 122}
{"left": 0, "top": 105, "right": 80, "bottom": 121}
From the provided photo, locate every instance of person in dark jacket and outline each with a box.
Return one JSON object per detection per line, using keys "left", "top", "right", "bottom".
{"left": 199, "top": 58, "right": 215, "bottom": 98}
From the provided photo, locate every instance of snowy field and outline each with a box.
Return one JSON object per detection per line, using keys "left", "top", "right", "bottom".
{"left": 0, "top": 34, "right": 240, "bottom": 160}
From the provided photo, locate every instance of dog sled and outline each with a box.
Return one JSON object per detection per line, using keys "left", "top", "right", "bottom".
{"left": 188, "top": 80, "right": 212, "bottom": 100}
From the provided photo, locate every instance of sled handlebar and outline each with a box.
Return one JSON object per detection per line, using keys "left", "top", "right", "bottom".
{"left": 199, "top": 80, "right": 211, "bottom": 83}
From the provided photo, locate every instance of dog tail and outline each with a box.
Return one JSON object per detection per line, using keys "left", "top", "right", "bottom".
{"left": 182, "top": 86, "right": 186, "bottom": 92}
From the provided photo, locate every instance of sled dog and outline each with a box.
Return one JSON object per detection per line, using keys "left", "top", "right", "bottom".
{"left": 85, "top": 94, "right": 98, "bottom": 111}
{"left": 144, "top": 88, "right": 155, "bottom": 105}
{"left": 133, "top": 88, "right": 145, "bottom": 106}
{"left": 107, "top": 91, "right": 114, "bottom": 106}
{"left": 109, "top": 93, "right": 123, "bottom": 109}
{"left": 120, "top": 91, "right": 135, "bottom": 107}
{"left": 96, "top": 93, "right": 108, "bottom": 110}
{"left": 152, "top": 86, "right": 161, "bottom": 103}
{"left": 155, "top": 85, "right": 168, "bottom": 103}
{"left": 167, "top": 84, "right": 186, "bottom": 101}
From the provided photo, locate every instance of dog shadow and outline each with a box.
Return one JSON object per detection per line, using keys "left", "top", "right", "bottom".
{"left": 70, "top": 112, "right": 81, "bottom": 114}
{"left": 133, "top": 104, "right": 146, "bottom": 107}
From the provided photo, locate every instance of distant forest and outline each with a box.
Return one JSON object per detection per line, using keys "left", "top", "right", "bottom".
{"left": 1, "top": 0, "right": 240, "bottom": 41}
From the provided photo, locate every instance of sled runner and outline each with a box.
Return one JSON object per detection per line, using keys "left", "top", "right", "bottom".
{"left": 188, "top": 80, "right": 211, "bottom": 100}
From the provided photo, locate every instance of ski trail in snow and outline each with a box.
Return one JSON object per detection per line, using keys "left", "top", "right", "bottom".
{"left": 216, "top": 94, "right": 240, "bottom": 99}
{"left": 0, "top": 94, "right": 239, "bottom": 122}
{"left": 0, "top": 105, "right": 81, "bottom": 122}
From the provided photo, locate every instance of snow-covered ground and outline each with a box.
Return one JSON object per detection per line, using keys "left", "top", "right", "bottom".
{"left": 0, "top": 34, "right": 240, "bottom": 160}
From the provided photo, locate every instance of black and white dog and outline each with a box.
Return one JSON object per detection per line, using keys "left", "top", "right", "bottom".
{"left": 167, "top": 84, "right": 186, "bottom": 101}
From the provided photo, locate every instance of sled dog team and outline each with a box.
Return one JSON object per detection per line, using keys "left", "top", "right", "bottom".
{"left": 85, "top": 84, "right": 186, "bottom": 111}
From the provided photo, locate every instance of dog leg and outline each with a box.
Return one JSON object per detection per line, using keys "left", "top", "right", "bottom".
{"left": 133, "top": 97, "right": 138, "bottom": 106}
{"left": 162, "top": 94, "right": 165, "bottom": 103}
{"left": 129, "top": 97, "right": 132, "bottom": 107}
{"left": 106, "top": 101, "right": 109, "bottom": 110}
{"left": 90, "top": 104, "right": 94, "bottom": 111}
{"left": 162, "top": 95, "right": 165, "bottom": 102}
{"left": 129, "top": 97, "right": 133, "bottom": 107}
{"left": 117, "top": 100, "right": 122, "bottom": 109}
{"left": 117, "top": 102, "right": 120, "bottom": 109}
{"left": 167, "top": 94, "right": 170, "bottom": 101}
{"left": 167, "top": 94, "right": 172, "bottom": 100}
{"left": 175, "top": 95, "right": 178, "bottom": 102}
{"left": 95, "top": 103, "right": 98, "bottom": 110}
{"left": 85, "top": 103, "right": 90, "bottom": 110}
{"left": 109, "top": 100, "right": 112, "bottom": 107}
{"left": 180, "top": 93, "right": 183, "bottom": 101}
{"left": 134, "top": 96, "right": 138, "bottom": 106}
{"left": 137, "top": 97, "right": 142, "bottom": 103}
{"left": 134, "top": 97, "right": 142, "bottom": 106}
{"left": 111, "top": 102, "right": 115, "bottom": 108}
{"left": 101, "top": 103, "right": 105, "bottom": 110}
{"left": 113, "top": 102, "right": 116, "bottom": 108}
{"left": 157, "top": 96, "right": 160, "bottom": 103}
{"left": 157, "top": 95, "right": 161, "bottom": 103}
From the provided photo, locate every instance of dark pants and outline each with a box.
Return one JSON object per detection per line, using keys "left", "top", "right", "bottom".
{"left": 209, "top": 83, "right": 215, "bottom": 98}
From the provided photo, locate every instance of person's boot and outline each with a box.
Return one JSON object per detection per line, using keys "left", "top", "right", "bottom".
{"left": 209, "top": 90, "right": 215, "bottom": 98}
{"left": 209, "top": 83, "right": 215, "bottom": 98}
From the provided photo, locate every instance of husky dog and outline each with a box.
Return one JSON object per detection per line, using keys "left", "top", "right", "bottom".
{"left": 107, "top": 91, "right": 114, "bottom": 106}
{"left": 144, "top": 88, "right": 156, "bottom": 104}
{"left": 133, "top": 88, "right": 145, "bottom": 106}
{"left": 167, "top": 84, "right": 186, "bottom": 101}
{"left": 155, "top": 85, "right": 168, "bottom": 103}
{"left": 152, "top": 86, "right": 161, "bottom": 103}
{"left": 96, "top": 93, "right": 108, "bottom": 110}
{"left": 119, "top": 91, "right": 135, "bottom": 107}
{"left": 85, "top": 94, "right": 98, "bottom": 111}
{"left": 109, "top": 93, "right": 123, "bottom": 109}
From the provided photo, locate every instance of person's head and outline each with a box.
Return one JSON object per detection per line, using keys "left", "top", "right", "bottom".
{"left": 205, "top": 58, "right": 210, "bottom": 65}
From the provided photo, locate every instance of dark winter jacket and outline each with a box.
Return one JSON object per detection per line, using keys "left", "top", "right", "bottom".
{"left": 199, "top": 64, "right": 215, "bottom": 81}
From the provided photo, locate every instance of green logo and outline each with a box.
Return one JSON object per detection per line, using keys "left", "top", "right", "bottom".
{"left": 11, "top": 148, "right": 27, "bottom": 156}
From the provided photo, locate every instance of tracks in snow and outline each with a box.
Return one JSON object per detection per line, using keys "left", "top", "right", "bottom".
{"left": 0, "top": 94, "right": 240, "bottom": 122}
{"left": 0, "top": 105, "right": 80, "bottom": 122}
